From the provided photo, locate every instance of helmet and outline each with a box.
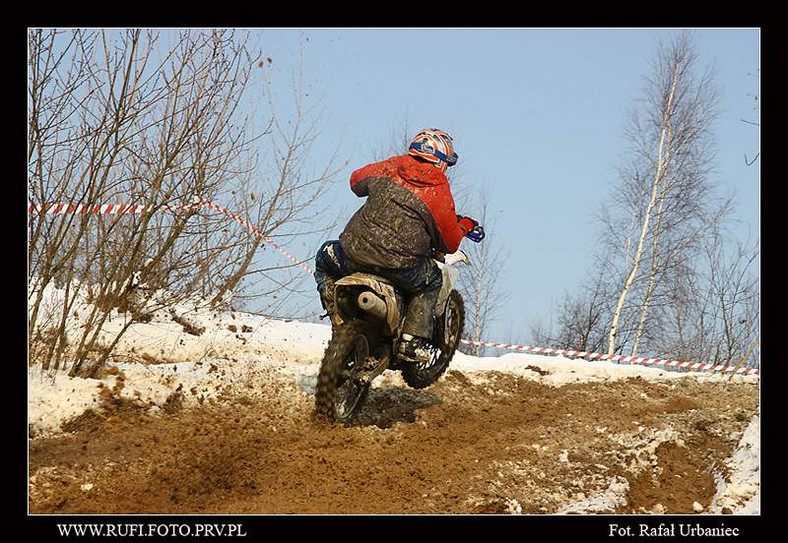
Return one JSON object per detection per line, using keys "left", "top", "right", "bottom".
{"left": 408, "top": 128, "right": 458, "bottom": 172}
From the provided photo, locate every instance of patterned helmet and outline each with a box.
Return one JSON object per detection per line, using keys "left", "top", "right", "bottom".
{"left": 408, "top": 128, "right": 458, "bottom": 172}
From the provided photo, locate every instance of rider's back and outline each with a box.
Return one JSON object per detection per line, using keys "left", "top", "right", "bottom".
{"left": 339, "top": 154, "right": 465, "bottom": 269}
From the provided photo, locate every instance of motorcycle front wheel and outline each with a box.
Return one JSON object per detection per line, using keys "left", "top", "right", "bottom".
{"left": 401, "top": 289, "right": 465, "bottom": 389}
{"left": 315, "top": 321, "right": 372, "bottom": 424}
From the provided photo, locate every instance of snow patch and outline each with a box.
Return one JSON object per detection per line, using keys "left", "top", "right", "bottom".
{"left": 558, "top": 476, "right": 630, "bottom": 514}
{"left": 451, "top": 351, "right": 758, "bottom": 387}
{"left": 27, "top": 281, "right": 760, "bottom": 513}
{"left": 709, "top": 411, "right": 760, "bottom": 514}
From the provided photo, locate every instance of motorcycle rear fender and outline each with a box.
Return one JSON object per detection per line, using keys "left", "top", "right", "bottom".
{"left": 335, "top": 273, "right": 404, "bottom": 335}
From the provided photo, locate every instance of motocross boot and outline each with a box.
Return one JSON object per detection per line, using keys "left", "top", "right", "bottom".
{"left": 397, "top": 333, "right": 434, "bottom": 364}
{"left": 318, "top": 278, "right": 344, "bottom": 329}
{"left": 318, "top": 277, "right": 335, "bottom": 314}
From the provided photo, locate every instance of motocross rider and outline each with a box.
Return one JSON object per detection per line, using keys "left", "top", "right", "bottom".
{"left": 314, "top": 128, "right": 484, "bottom": 364}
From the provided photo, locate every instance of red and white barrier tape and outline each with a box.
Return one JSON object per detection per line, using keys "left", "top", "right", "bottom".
{"left": 459, "top": 338, "right": 760, "bottom": 376}
{"left": 29, "top": 200, "right": 758, "bottom": 377}
{"left": 27, "top": 203, "right": 204, "bottom": 215}
{"left": 198, "top": 200, "right": 315, "bottom": 276}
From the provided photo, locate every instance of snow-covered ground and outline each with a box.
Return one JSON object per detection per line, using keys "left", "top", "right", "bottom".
{"left": 27, "top": 283, "right": 760, "bottom": 514}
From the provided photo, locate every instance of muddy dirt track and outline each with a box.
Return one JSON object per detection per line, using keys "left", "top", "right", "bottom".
{"left": 29, "top": 366, "right": 758, "bottom": 515}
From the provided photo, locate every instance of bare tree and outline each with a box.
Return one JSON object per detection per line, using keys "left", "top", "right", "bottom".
{"left": 455, "top": 190, "right": 508, "bottom": 357}
{"left": 686, "top": 214, "right": 759, "bottom": 369}
{"left": 209, "top": 34, "right": 345, "bottom": 312}
{"left": 742, "top": 69, "right": 760, "bottom": 166}
{"left": 543, "top": 32, "right": 759, "bottom": 371}
{"left": 27, "top": 29, "right": 337, "bottom": 375}
{"left": 546, "top": 264, "right": 614, "bottom": 354}
{"left": 606, "top": 31, "right": 720, "bottom": 357}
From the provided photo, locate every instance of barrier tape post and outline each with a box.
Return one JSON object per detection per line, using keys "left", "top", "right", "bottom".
{"left": 28, "top": 200, "right": 758, "bottom": 377}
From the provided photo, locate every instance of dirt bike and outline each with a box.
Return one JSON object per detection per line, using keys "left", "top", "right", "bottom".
{"left": 314, "top": 251, "right": 468, "bottom": 424}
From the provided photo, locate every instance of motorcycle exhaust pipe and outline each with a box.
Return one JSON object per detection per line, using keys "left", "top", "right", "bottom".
{"left": 357, "top": 291, "right": 387, "bottom": 320}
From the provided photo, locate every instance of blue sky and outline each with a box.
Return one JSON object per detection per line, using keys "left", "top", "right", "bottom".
{"left": 247, "top": 27, "right": 760, "bottom": 343}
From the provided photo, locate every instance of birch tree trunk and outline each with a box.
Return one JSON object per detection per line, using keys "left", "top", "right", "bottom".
{"left": 607, "top": 65, "right": 678, "bottom": 355}
{"left": 631, "top": 182, "right": 668, "bottom": 356}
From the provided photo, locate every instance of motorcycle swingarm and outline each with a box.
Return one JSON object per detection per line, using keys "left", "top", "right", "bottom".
{"left": 354, "top": 355, "right": 390, "bottom": 386}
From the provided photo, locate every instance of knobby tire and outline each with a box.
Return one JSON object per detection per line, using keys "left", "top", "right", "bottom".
{"left": 315, "top": 321, "right": 371, "bottom": 424}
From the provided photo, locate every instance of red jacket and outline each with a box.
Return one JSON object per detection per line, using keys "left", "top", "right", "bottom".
{"left": 339, "top": 154, "right": 470, "bottom": 268}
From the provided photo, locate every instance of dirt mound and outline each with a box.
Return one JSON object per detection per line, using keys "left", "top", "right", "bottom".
{"left": 29, "top": 367, "right": 758, "bottom": 515}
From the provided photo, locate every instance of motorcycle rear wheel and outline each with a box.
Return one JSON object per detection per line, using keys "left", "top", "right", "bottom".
{"left": 402, "top": 289, "right": 465, "bottom": 389}
{"left": 315, "top": 321, "right": 372, "bottom": 424}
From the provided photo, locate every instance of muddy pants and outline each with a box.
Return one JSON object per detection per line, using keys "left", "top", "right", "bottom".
{"left": 314, "top": 240, "right": 442, "bottom": 340}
